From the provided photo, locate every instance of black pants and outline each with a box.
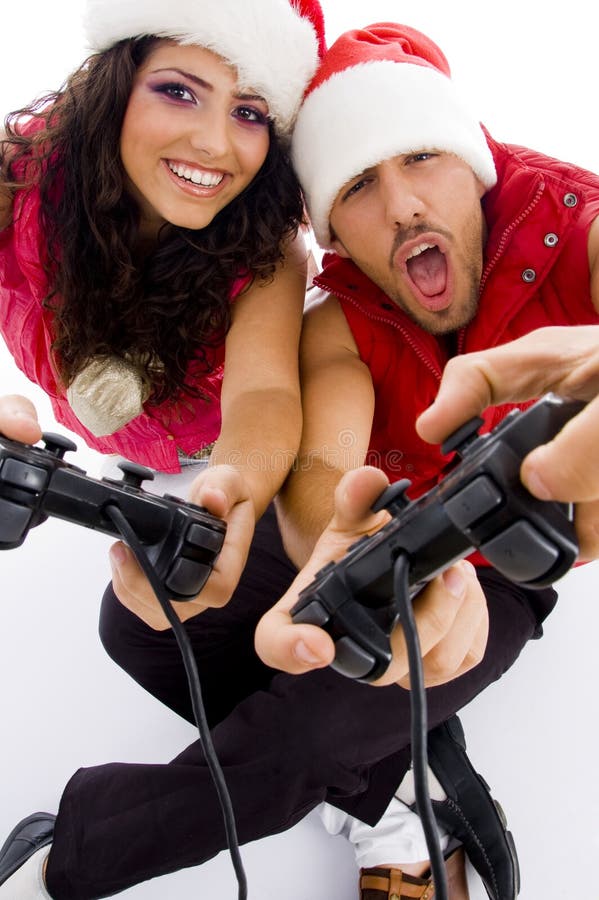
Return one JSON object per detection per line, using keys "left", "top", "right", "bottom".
{"left": 45, "top": 505, "right": 556, "bottom": 899}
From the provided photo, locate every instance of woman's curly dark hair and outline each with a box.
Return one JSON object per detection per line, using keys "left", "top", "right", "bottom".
{"left": 0, "top": 37, "right": 305, "bottom": 405}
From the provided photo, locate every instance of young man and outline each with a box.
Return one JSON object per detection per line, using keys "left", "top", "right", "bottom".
{"left": 255, "top": 20, "right": 599, "bottom": 899}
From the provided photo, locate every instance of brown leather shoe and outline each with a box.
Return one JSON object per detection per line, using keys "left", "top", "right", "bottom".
{"left": 359, "top": 846, "right": 469, "bottom": 899}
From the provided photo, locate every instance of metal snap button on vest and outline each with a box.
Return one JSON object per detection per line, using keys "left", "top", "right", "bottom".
{"left": 522, "top": 268, "right": 536, "bottom": 283}
{"left": 563, "top": 192, "right": 578, "bottom": 207}
{"left": 544, "top": 232, "right": 559, "bottom": 247}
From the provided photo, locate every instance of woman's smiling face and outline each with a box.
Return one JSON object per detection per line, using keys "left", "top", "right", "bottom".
{"left": 120, "top": 41, "right": 271, "bottom": 239}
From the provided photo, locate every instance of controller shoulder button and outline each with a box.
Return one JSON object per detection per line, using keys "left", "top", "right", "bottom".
{"left": 0, "top": 459, "right": 49, "bottom": 493}
{"left": 331, "top": 636, "right": 377, "bottom": 680}
{"left": 165, "top": 558, "right": 212, "bottom": 597}
{"left": 0, "top": 499, "right": 34, "bottom": 543}
{"left": 185, "top": 521, "right": 225, "bottom": 554}
{"left": 480, "top": 520, "right": 559, "bottom": 582}
{"left": 292, "top": 598, "right": 330, "bottom": 628}
{"left": 443, "top": 475, "right": 503, "bottom": 529}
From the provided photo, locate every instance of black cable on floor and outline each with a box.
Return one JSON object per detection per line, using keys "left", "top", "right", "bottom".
{"left": 105, "top": 503, "right": 247, "bottom": 900}
{"left": 392, "top": 552, "right": 448, "bottom": 900}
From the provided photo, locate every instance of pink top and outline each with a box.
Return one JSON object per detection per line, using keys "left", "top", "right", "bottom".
{"left": 0, "top": 177, "right": 249, "bottom": 473}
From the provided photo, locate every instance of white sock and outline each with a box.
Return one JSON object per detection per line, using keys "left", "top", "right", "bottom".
{"left": 0, "top": 844, "right": 52, "bottom": 899}
{"left": 318, "top": 793, "right": 449, "bottom": 869}
{"left": 395, "top": 763, "right": 447, "bottom": 806}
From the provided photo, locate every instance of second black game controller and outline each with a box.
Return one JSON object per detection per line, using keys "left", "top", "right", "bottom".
{"left": 0, "top": 431, "right": 226, "bottom": 601}
{"left": 291, "top": 394, "right": 583, "bottom": 682}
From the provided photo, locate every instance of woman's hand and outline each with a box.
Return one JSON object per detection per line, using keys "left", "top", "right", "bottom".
{"left": 109, "top": 465, "right": 256, "bottom": 630}
{"left": 0, "top": 395, "right": 43, "bottom": 444}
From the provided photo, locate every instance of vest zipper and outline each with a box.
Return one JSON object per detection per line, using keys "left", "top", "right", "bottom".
{"left": 313, "top": 282, "right": 444, "bottom": 382}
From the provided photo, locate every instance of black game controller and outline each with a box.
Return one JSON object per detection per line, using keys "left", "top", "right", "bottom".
{"left": 0, "top": 431, "right": 226, "bottom": 601}
{"left": 291, "top": 394, "right": 583, "bottom": 682}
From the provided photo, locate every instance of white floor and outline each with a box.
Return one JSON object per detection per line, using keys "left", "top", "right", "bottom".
{"left": 1, "top": 345, "right": 597, "bottom": 899}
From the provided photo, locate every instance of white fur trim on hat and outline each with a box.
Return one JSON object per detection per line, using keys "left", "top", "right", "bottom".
{"left": 292, "top": 60, "right": 498, "bottom": 246}
{"left": 83, "top": 0, "right": 321, "bottom": 136}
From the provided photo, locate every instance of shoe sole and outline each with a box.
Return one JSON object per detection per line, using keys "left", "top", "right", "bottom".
{"left": 427, "top": 716, "right": 521, "bottom": 900}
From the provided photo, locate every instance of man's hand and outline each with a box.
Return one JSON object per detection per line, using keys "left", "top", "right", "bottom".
{"left": 416, "top": 326, "right": 599, "bottom": 558}
{"left": 0, "top": 394, "right": 43, "bottom": 444}
{"left": 254, "top": 467, "right": 488, "bottom": 687}
{"left": 109, "top": 465, "right": 256, "bottom": 630}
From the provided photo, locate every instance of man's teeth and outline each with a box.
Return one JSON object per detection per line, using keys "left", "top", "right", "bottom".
{"left": 406, "top": 242, "right": 436, "bottom": 260}
{"left": 168, "top": 162, "right": 224, "bottom": 187}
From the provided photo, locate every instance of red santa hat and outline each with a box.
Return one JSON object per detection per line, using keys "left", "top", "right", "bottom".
{"left": 83, "top": 0, "right": 327, "bottom": 138}
{"left": 292, "top": 22, "right": 497, "bottom": 246}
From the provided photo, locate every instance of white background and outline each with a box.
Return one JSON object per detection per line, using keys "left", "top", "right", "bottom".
{"left": 1, "top": 2, "right": 598, "bottom": 898}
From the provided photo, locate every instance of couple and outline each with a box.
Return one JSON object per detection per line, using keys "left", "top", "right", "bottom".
{"left": 0, "top": 1, "right": 598, "bottom": 898}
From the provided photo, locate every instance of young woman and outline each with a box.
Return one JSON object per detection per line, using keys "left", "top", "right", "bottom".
{"left": 0, "top": 0, "right": 326, "bottom": 625}
{"left": 0, "top": 2, "right": 333, "bottom": 897}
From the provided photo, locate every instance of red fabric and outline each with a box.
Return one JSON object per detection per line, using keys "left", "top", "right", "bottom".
{"left": 305, "top": 21, "right": 451, "bottom": 95}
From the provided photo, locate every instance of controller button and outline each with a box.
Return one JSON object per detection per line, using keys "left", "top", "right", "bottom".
{"left": 165, "top": 558, "right": 212, "bottom": 597}
{"left": 0, "top": 499, "right": 33, "bottom": 542}
{"left": 41, "top": 432, "right": 77, "bottom": 458}
{"left": 0, "top": 459, "right": 49, "bottom": 493}
{"left": 371, "top": 478, "right": 413, "bottom": 514}
{"left": 312, "top": 561, "right": 336, "bottom": 580}
{"left": 292, "top": 599, "right": 330, "bottom": 627}
{"left": 165, "top": 558, "right": 212, "bottom": 600}
{"left": 444, "top": 475, "right": 503, "bottom": 528}
{"left": 186, "top": 522, "right": 225, "bottom": 553}
{"left": 480, "top": 521, "right": 559, "bottom": 582}
{"left": 441, "top": 416, "right": 484, "bottom": 456}
{"left": 332, "top": 637, "right": 377, "bottom": 680}
{"left": 117, "top": 461, "right": 155, "bottom": 487}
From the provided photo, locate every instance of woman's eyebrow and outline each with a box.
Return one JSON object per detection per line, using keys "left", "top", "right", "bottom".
{"left": 151, "top": 67, "right": 214, "bottom": 90}
{"left": 150, "top": 67, "right": 266, "bottom": 103}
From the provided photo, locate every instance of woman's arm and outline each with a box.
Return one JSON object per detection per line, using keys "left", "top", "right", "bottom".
{"left": 206, "top": 230, "right": 308, "bottom": 518}
{"left": 110, "top": 232, "right": 309, "bottom": 628}
{"left": 276, "top": 290, "right": 375, "bottom": 567}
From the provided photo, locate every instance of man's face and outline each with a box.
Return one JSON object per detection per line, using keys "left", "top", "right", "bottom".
{"left": 329, "top": 152, "right": 487, "bottom": 335}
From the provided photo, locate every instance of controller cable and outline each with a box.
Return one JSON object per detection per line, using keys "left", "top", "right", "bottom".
{"left": 105, "top": 503, "right": 248, "bottom": 900}
{"left": 392, "top": 552, "right": 449, "bottom": 900}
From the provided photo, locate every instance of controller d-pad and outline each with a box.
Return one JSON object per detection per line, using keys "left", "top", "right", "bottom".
{"left": 0, "top": 500, "right": 33, "bottom": 543}
{"left": 444, "top": 475, "right": 503, "bottom": 529}
{"left": 480, "top": 521, "right": 560, "bottom": 582}
{"left": 0, "top": 459, "right": 49, "bottom": 493}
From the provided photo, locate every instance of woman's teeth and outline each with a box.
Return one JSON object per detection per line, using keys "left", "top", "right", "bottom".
{"left": 168, "top": 162, "right": 224, "bottom": 187}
